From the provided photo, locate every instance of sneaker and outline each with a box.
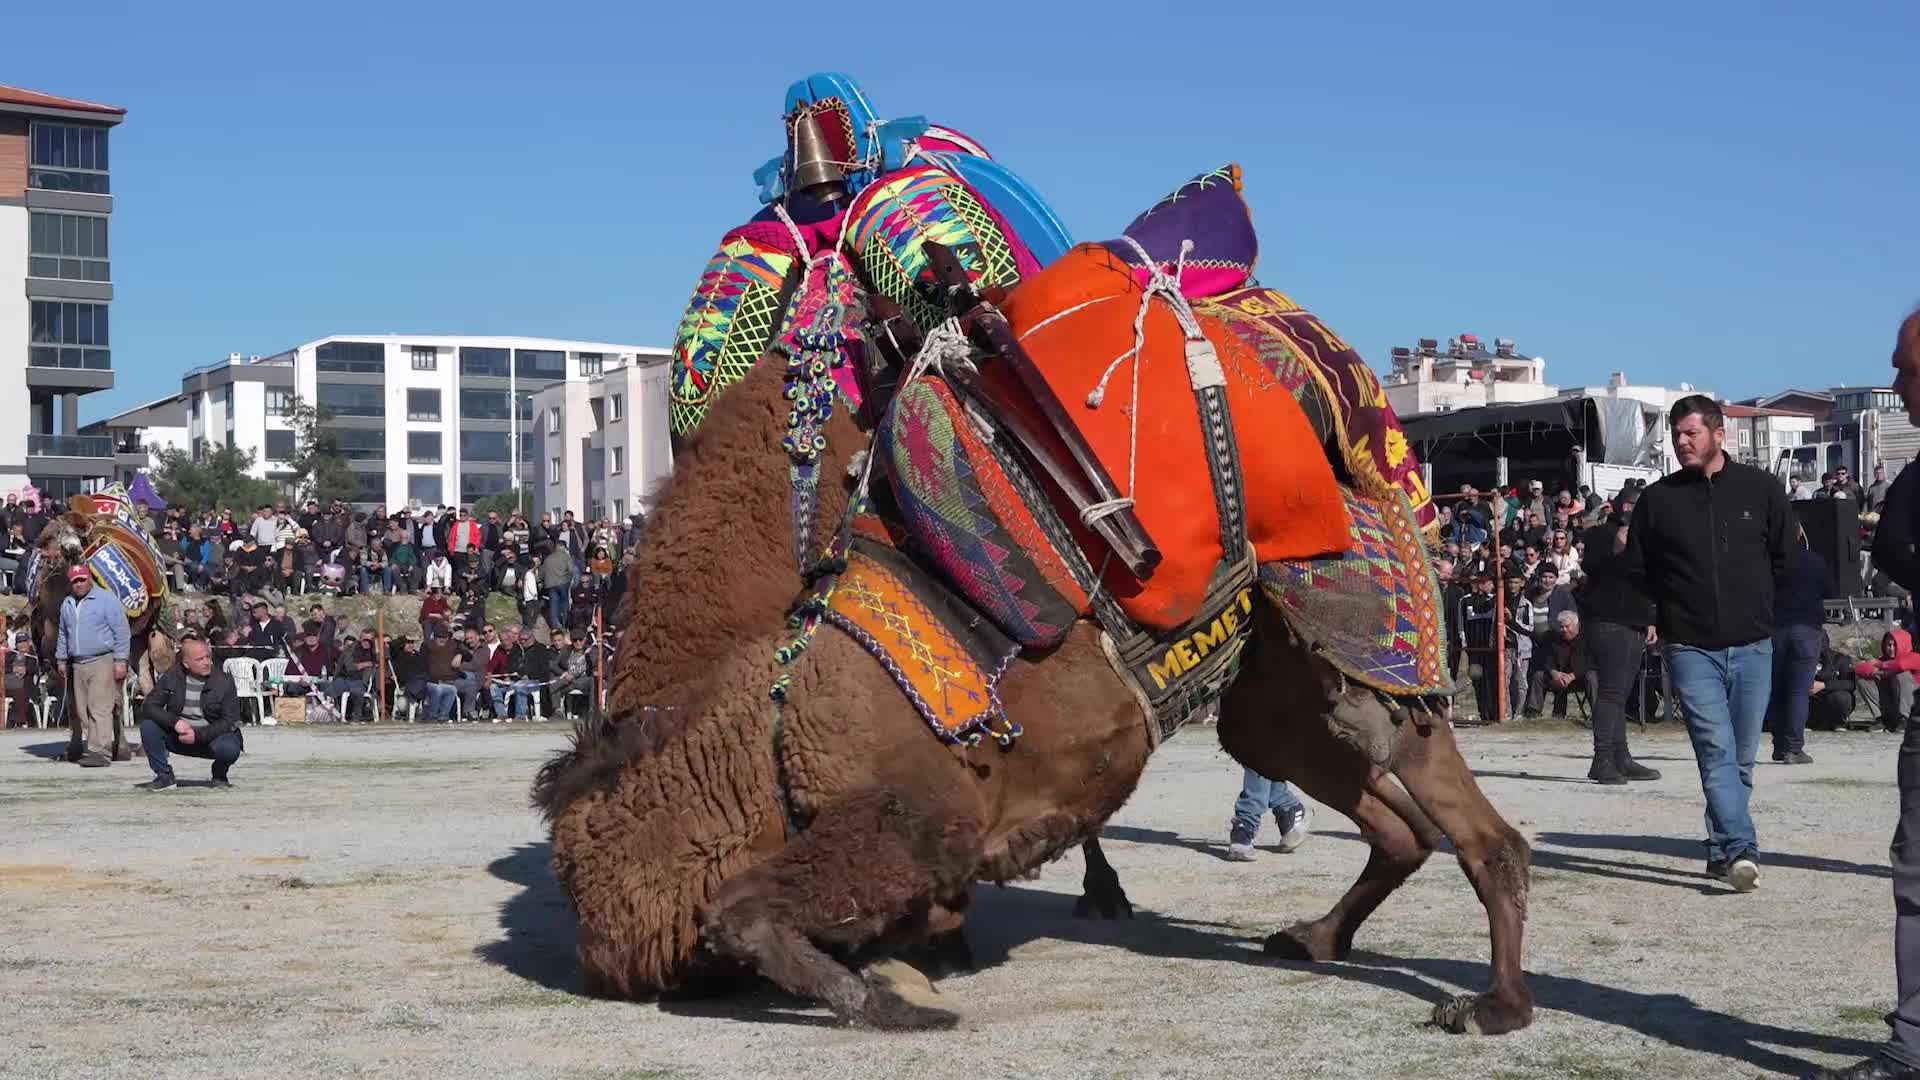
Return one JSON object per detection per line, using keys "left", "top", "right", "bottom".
{"left": 135, "top": 776, "right": 176, "bottom": 792}
{"left": 209, "top": 777, "right": 232, "bottom": 789}
{"left": 1727, "top": 855, "right": 1760, "bottom": 892}
{"left": 1224, "top": 841, "right": 1257, "bottom": 862}
{"left": 1785, "top": 751, "right": 1814, "bottom": 765}
{"left": 78, "top": 752, "right": 110, "bottom": 768}
{"left": 1274, "top": 804, "right": 1314, "bottom": 853}
{"left": 1705, "top": 859, "right": 1729, "bottom": 882}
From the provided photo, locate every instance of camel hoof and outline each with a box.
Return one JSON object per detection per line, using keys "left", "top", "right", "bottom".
{"left": 1073, "top": 888, "right": 1134, "bottom": 920}
{"left": 860, "top": 963, "right": 960, "bottom": 1031}
{"left": 1262, "top": 921, "right": 1347, "bottom": 963}
{"left": 1429, "top": 992, "right": 1534, "bottom": 1036}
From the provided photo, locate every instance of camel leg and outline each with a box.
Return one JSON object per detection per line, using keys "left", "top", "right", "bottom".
{"left": 699, "top": 787, "right": 981, "bottom": 1030}
{"left": 1074, "top": 838, "right": 1133, "bottom": 919}
{"left": 1263, "top": 776, "right": 1438, "bottom": 962}
{"left": 1219, "top": 683, "right": 1439, "bottom": 963}
{"left": 1389, "top": 715, "right": 1535, "bottom": 1035}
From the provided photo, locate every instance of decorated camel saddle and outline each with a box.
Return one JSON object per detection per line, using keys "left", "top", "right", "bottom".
{"left": 669, "top": 74, "right": 1450, "bottom": 748}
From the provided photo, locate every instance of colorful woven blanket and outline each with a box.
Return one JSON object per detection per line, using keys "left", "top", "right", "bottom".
{"left": 997, "top": 244, "right": 1350, "bottom": 632}
{"left": 1198, "top": 287, "right": 1437, "bottom": 534}
{"left": 669, "top": 226, "right": 803, "bottom": 438}
{"left": 1260, "top": 486, "right": 1450, "bottom": 695}
{"left": 845, "top": 163, "right": 1038, "bottom": 333}
{"left": 825, "top": 538, "right": 1021, "bottom": 746}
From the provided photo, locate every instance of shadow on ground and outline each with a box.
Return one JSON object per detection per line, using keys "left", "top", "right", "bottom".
{"left": 1535, "top": 831, "right": 1890, "bottom": 880}
{"left": 480, "top": 840, "right": 1876, "bottom": 1071}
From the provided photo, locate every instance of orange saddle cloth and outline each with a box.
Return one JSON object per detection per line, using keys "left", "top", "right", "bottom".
{"left": 995, "top": 244, "right": 1351, "bottom": 631}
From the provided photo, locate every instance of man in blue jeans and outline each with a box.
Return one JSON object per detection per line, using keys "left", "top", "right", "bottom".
{"left": 134, "top": 637, "right": 244, "bottom": 791}
{"left": 1624, "top": 395, "right": 1791, "bottom": 894}
{"left": 1225, "top": 767, "right": 1313, "bottom": 861}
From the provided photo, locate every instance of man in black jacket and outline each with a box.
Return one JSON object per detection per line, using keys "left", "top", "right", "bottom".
{"left": 1623, "top": 395, "right": 1791, "bottom": 894}
{"left": 1822, "top": 310, "right": 1920, "bottom": 1080}
{"left": 135, "top": 637, "right": 245, "bottom": 791}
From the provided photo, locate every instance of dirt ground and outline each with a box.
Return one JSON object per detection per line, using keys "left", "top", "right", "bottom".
{"left": 0, "top": 718, "right": 1901, "bottom": 1079}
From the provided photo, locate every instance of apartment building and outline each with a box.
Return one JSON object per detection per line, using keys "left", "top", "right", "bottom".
{"left": 530, "top": 351, "right": 673, "bottom": 522}
{"left": 176, "top": 334, "right": 659, "bottom": 508}
{"left": 0, "top": 84, "right": 126, "bottom": 501}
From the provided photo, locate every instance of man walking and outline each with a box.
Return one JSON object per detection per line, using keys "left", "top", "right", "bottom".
{"left": 1822, "top": 310, "right": 1920, "bottom": 1080}
{"left": 1624, "top": 395, "right": 1791, "bottom": 894}
{"left": 135, "top": 637, "right": 244, "bottom": 791}
{"left": 56, "top": 565, "right": 130, "bottom": 767}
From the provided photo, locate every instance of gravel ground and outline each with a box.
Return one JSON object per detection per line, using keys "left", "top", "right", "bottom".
{"left": 0, "top": 719, "right": 1900, "bottom": 1079}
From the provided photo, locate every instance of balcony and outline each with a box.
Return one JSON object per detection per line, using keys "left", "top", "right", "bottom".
{"left": 26, "top": 346, "right": 114, "bottom": 393}
{"left": 30, "top": 434, "right": 113, "bottom": 458}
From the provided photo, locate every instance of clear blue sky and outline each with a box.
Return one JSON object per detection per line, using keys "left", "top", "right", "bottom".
{"left": 16, "top": 1, "right": 1917, "bottom": 423}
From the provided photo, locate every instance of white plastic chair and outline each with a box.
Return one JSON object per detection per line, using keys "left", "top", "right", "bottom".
{"left": 261, "top": 657, "right": 289, "bottom": 685}
{"left": 224, "top": 658, "right": 268, "bottom": 725}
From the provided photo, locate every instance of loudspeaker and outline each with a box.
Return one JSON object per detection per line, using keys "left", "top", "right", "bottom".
{"left": 1795, "top": 498, "right": 1863, "bottom": 597}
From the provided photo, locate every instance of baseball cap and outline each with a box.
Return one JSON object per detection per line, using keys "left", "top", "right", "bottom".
{"left": 66, "top": 565, "right": 91, "bottom": 583}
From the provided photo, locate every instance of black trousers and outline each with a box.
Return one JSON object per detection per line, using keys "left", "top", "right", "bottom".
{"left": 1586, "top": 620, "right": 1646, "bottom": 761}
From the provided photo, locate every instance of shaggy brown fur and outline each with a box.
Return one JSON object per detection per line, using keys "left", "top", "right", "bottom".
{"left": 540, "top": 349, "right": 1532, "bottom": 1033}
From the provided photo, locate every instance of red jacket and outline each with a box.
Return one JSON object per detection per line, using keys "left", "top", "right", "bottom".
{"left": 1855, "top": 630, "right": 1920, "bottom": 680}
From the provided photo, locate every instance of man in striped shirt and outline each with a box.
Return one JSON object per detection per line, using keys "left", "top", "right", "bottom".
{"left": 135, "top": 637, "right": 245, "bottom": 791}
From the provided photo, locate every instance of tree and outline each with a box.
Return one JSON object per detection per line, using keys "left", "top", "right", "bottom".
{"left": 285, "top": 395, "right": 366, "bottom": 506}
{"left": 150, "top": 444, "right": 284, "bottom": 515}
{"left": 471, "top": 489, "right": 532, "bottom": 519}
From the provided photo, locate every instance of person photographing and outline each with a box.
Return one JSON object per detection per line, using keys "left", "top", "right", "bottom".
{"left": 1623, "top": 395, "right": 1791, "bottom": 893}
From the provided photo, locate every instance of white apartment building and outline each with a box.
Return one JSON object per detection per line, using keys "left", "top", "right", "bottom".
{"left": 172, "top": 334, "right": 661, "bottom": 508}
{"left": 0, "top": 85, "right": 125, "bottom": 502}
{"left": 1381, "top": 334, "right": 1555, "bottom": 416}
{"left": 530, "top": 351, "right": 674, "bottom": 523}
{"left": 79, "top": 393, "right": 189, "bottom": 489}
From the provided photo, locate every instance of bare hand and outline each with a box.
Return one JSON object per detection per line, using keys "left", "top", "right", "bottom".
{"left": 113, "top": 661, "right": 128, "bottom": 682}
{"left": 1645, "top": 626, "right": 1658, "bottom": 646}
{"left": 178, "top": 725, "right": 196, "bottom": 744}
{"left": 175, "top": 718, "right": 192, "bottom": 738}
{"left": 1810, "top": 680, "right": 1826, "bottom": 694}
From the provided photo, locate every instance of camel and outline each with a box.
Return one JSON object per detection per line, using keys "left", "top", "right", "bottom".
{"left": 29, "top": 498, "right": 171, "bottom": 762}
{"left": 536, "top": 346, "right": 1533, "bottom": 1034}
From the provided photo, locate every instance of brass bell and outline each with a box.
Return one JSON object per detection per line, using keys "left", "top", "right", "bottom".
{"left": 788, "top": 109, "right": 848, "bottom": 204}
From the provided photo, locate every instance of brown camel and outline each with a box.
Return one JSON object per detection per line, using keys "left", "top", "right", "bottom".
{"left": 538, "top": 348, "right": 1532, "bottom": 1033}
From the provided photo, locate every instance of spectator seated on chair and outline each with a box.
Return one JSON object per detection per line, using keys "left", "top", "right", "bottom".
{"left": 136, "top": 636, "right": 245, "bottom": 792}
{"left": 1528, "top": 611, "right": 1595, "bottom": 719}
{"left": 1854, "top": 630, "right": 1920, "bottom": 733}
{"left": 547, "top": 630, "right": 591, "bottom": 715}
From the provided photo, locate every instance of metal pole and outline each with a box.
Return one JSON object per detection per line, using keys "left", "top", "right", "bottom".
{"left": 1493, "top": 563, "right": 1506, "bottom": 723}
{"left": 0, "top": 612, "right": 8, "bottom": 730}
{"left": 594, "top": 603, "right": 606, "bottom": 718}
{"left": 376, "top": 607, "right": 387, "bottom": 724}
{"left": 509, "top": 353, "right": 520, "bottom": 503}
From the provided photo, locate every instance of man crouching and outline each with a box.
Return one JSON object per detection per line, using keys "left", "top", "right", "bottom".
{"left": 135, "top": 636, "right": 244, "bottom": 792}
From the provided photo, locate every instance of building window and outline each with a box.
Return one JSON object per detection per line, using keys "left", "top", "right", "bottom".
{"left": 28, "top": 300, "right": 110, "bottom": 369}
{"left": 460, "top": 473, "right": 512, "bottom": 503}
{"left": 408, "top": 432, "right": 442, "bottom": 464}
{"left": 549, "top": 457, "right": 562, "bottom": 484}
{"left": 264, "top": 430, "right": 295, "bottom": 461}
{"left": 408, "top": 474, "right": 443, "bottom": 505}
{"left": 514, "top": 349, "right": 566, "bottom": 381}
{"left": 609, "top": 393, "right": 623, "bottom": 422}
{"left": 459, "top": 346, "right": 510, "bottom": 378}
{"left": 224, "top": 386, "right": 234, "bottom": 412}
{"left": 191, "top": 437, "right": 206, "bottom": 462}
{"left": 578, "top": 352, "right": 603, "bottom": 376}
{"left": 333, "top": 429, "right": 387, "bottom": 460}
{"left": 410, "top": 346, "right": 437, "bottom": 371}
{"left": 613, "top": 498, "right": 625, "bottom": 521}
{"left": 460, "top": 431, "right": 513, "bottom": 462}
{"left": 28, "top": 212, "right": 110, "bottom": 282}
{"left": 547, "top": 406, "right": 561, "bottom": 435}
{"left": 28, "top": 122, "right": 110, "bottom": 194}
{"left": 516, "top": 392, "right": 535, "bottom": 422}
{"left": 316, "top": 341, "right": 385, "bottom": 374}
{"left": 316, "top": 383, "right": 384, "bottom": 418}
{"left": 265, "top": 389, "right": 295, "bottom": 417}
{"left": 407, "top": 388, "right": 441, "bottom": 421}
{"left": 609, "top": 446, "right": 624, "bottom": 475}
{"left": 460, "top": 389, "right": 509, "bottom": 420}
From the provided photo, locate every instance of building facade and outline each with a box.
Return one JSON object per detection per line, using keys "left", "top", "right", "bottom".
{"left": 1381, "top": 334, "right": 1555, "bottom": 416}
{"left": 175, "top": 334, "right": 660, "bottom": 509}
{"left": 531, "top": 351, "right": 673, "bottom": 523}
{"left": 0, "top": 85, "right": 126, "bottom": 502}
{"left": 80, "top": 393, "right": 189, "bottom": 489}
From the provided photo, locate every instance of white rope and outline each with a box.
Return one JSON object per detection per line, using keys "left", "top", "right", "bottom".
{"left": 769, "top": 201, "right": 817, "bottom": 276}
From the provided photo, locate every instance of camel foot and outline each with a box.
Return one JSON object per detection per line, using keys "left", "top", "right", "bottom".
{"left": 1262, "top": 920, "right": 1349, "bottom": 963}
{"left": 859, "top": 962, "right": 960, "bottom": 1031}
{"left": 1073, "top": 884, "right": 1133, "bottom": 920}
{"left": 905, "top": 930, "right": 975, "bottom": 977}
{"left": 1429, "top": 991, "right": 1534, "bottom": 1036}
